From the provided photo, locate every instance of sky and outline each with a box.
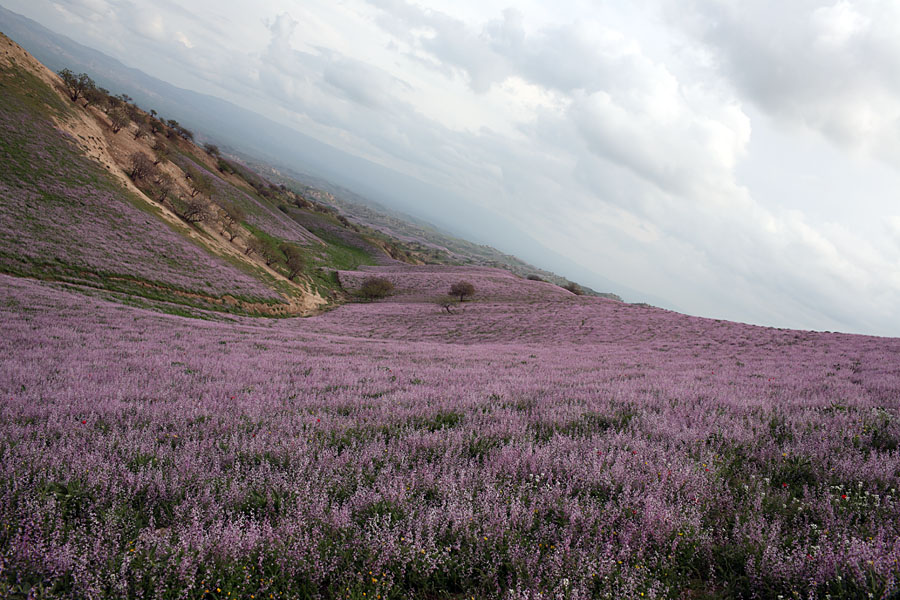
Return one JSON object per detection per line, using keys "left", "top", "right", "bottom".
{"left": 4, "top": 0, "right": 900, "bottom": 336}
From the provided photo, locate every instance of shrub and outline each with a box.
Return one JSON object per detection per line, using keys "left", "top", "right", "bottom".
{"left": 358, "top": 277, "right": 394, "bottom": 301}
{"left": 563, "top": 281, "right": 583, "bottom": 295}
{"left": 450, "top": 281, "right": 475, "bottom": 302}
{"left": 526, "top": 274, "right": 545, "bottom": 282}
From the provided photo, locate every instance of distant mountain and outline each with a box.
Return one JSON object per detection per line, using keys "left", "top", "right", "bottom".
{"left": 0, "top": 5, "right": 647, "bottom": 303}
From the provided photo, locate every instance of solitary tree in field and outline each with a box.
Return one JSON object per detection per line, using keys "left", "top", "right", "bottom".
{"left": 450, "top": 281, "right": 475, "bottom": 302}
{"left": 108, "top": 108, "right": 130, "bottom": 133}
{"left": 127, "top": 152, "right": 156, "bottom": 180}
{"left": 359, "top": 276, "right": 394, "bottom": 300}
{"left": 203, "top": 143, "right": 220, "bottom": 157}
{"left": 58, "top": 69, "right": 95, "bottom": 102}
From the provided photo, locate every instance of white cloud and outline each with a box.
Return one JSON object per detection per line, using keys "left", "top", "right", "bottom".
{"left": 666, "top": 0, "right": 900, "bottom": 164}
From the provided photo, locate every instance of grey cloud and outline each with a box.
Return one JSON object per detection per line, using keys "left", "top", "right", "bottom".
{"left": 667, "top": 0, "right": 900, "bottom": 164}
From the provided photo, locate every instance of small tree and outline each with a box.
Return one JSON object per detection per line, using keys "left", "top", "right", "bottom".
{"left": 108, "top": 107, "right": 130, "bottom": 133}
{"left": 152, "top": 140, "right": 170, "bottom": 165}
{"left": 220, "top": 202, "right": 245, "bottom": 242}
{"left": 246, "top": 237, "right": 279, "bottom": 265}
{"left": 133, "top": 121, "right": 151, "bottom": 140}
{"left": 358, "top": 276, "right": 394, "bottom": 300}
{"left": 281, "top": 244, "right": 306, "bottom": 280}
{"left": 148, "top": 118, "right": 164, "bottom": 135}
{"left": 58, "top": 69, "right": 95, "bottom": 102}
{"left": 186, "top": 169, "right": 214, "bottom": 198}
{"left": 128, "top": 151, "right": 156, "bottom": 180}
{"left": 449, "top": 281, "right": 475, "bottom": 302}
{"left": 220, "top": 201, "right": 245, "bottom": 227}
{"left": 165, "top": 119, "right": 179, "bottom": 138}
{"left": 125, "top": 104, "right": 144, "bottom": 123}
{"left": 436, "top": 295, "right": 458, "bottom": 314}
{"left": 223, "top": 222, "right": 240, "bottom": 242}
{"left": 180, "top": 198, "right": 211, "bottom": 223}
{"left": 203, "top": 143, "right": 220, "bottom": 157}
{"left": 154, "top": 173, "right": 175, "bottom": 203}
{"left": 82, "top": 86, "right": 108, "bottom": 110}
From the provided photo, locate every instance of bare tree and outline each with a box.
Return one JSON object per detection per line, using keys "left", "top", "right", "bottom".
{"left": 133, "top": 121, "right": 151, "bottom": 140}
{"left": 128, "top": 152, "right": 156, "bottom": 180}
{"left": 220, "top": 201, "right": 245, "bottom": 227}
{"left": 203, "top": 143, "right": 220, "bottom": 157}
{"left": 154, "top": 173, "right": 175, "bottom": 203}
{"left": 450, "top": 281, "right": 475, "bottom": 302}
{"left": 58, "top": 69, "right": 95, "bottom": 102}
{"left": 437, "top": 295, "right": 458, "bottom": 314}
{"left": 218, "top": 201, "right": 245, "bottom": 242}
{"left": 109, "top": 108, "right": 130, "bottom": 133}
{"left": 181, "top": 198, "right": 211, "bottom": 223}
{"left": 223, "top": 221, "right": 241, "bottom": 242}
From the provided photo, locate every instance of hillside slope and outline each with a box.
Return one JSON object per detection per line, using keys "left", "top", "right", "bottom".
{"left": 0, "top": 33, "right": 416, "bottom": 315}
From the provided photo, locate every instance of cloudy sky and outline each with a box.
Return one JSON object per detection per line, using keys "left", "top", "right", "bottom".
{"left": 5, "top": 0, "right": 900, "bottom": 336}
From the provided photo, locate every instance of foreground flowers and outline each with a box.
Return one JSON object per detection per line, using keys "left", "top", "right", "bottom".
{"left": 1, "top": 271, "right": 899, "bottom": 599}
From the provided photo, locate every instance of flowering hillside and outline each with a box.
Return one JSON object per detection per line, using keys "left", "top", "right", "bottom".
{"left": 176, "top": 155, "right": 320, "bottom": 245}
{"left": 0, "top": 62, "right": 282, "bottom": 303}
{"left": 2, "top": 267, "right": 898, "bottom": 600}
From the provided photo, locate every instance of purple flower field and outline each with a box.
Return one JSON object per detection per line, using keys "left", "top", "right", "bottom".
{"left": 2, "top": 268, "right": 899, "bottom": 600}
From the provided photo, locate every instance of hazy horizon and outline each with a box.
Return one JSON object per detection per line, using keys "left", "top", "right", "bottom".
{"left": 3, "top": 0, "right": 900, "bottom": 336}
